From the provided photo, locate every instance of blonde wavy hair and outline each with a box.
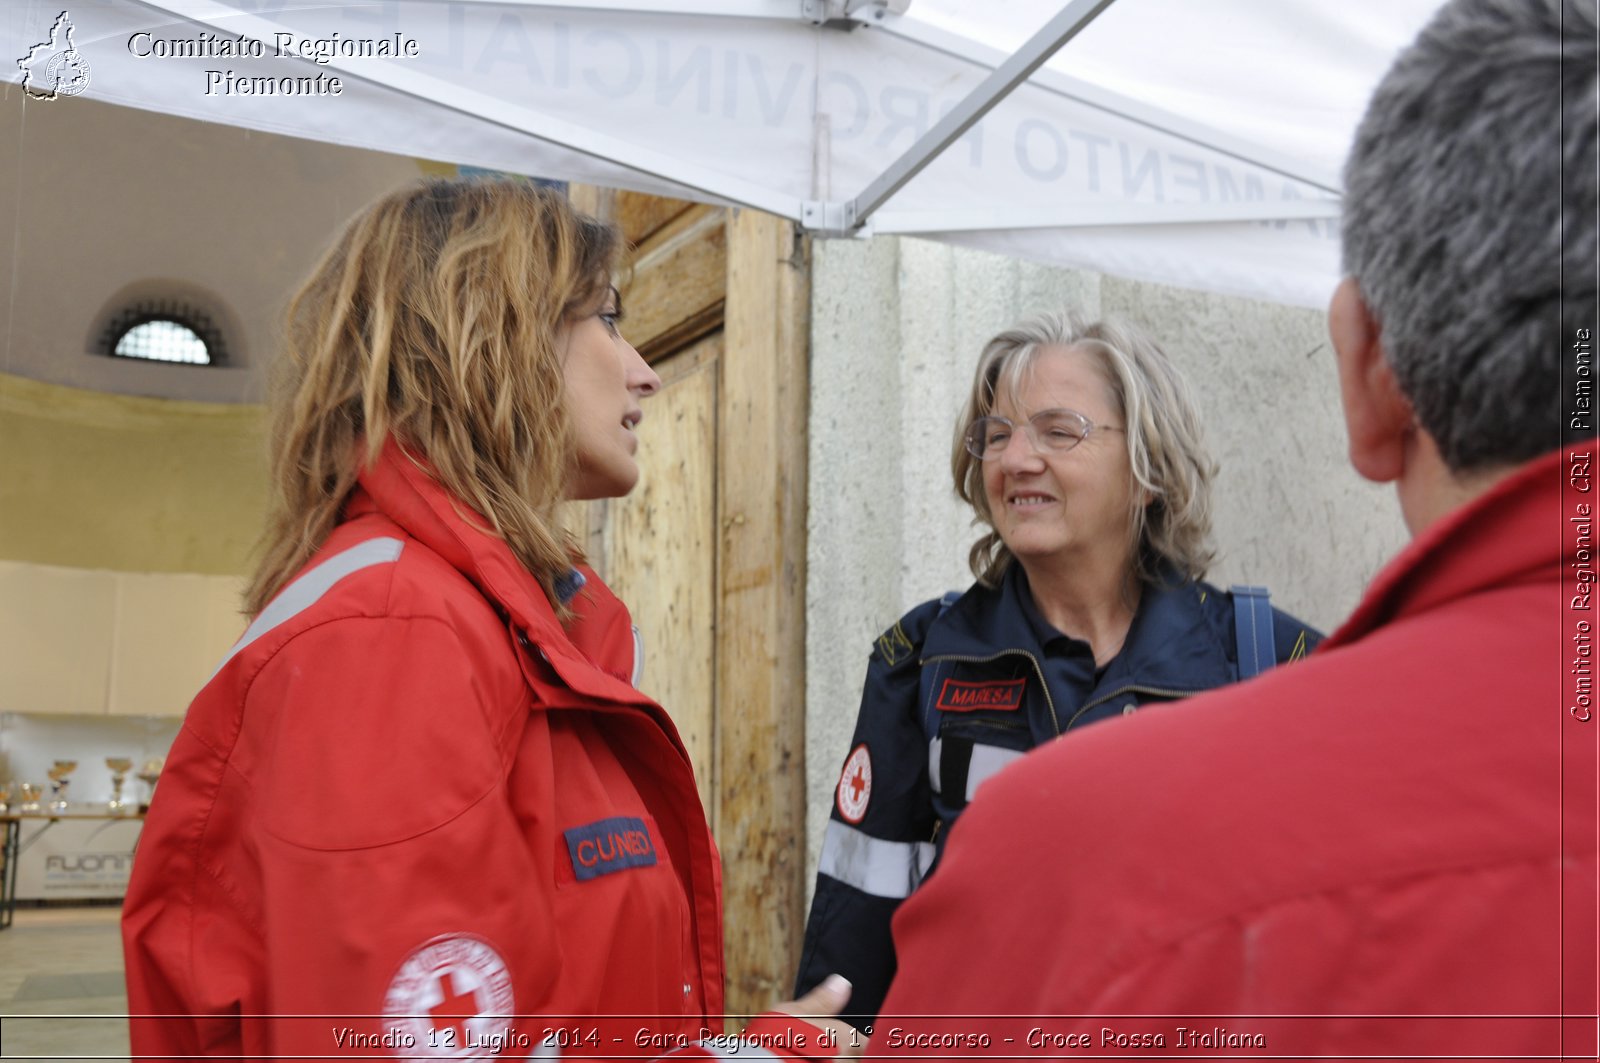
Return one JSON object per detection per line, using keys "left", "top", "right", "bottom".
{"left": 243, "top": 178, "right": 620, "bottom": 618}
{"left": 953, "top": 311, "right": 1218, "bottom": 588}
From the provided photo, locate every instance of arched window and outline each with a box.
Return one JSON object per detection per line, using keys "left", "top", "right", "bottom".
{"left": 101, "top": 302, "right": 225, "bottom": 366}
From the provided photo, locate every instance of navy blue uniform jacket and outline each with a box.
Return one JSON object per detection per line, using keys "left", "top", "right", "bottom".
{"left": 795, "top": 562, "right": 1320, "bottom": 1029}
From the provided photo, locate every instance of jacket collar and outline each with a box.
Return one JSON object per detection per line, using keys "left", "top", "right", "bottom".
{"left": 1326, "top": 442, "right": 1581, "bottom": 649}
{"left": 349, "top": 442, "right": 554, "bottom": 632}
{"left": 925, "top": 558, "right": 1233, "bottom": 692}
{"left": 347, "top": 441, "right": 646, "bottom": 705}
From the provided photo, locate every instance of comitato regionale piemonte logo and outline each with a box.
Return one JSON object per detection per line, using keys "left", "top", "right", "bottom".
{"left": 17, "top": 11, "right": 92, "bottom": 100}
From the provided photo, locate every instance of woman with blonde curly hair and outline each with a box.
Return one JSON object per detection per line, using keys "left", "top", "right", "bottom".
{"left": 122, "top": 179, "right": 848, "bottom": 1059}
{"left": 797, "top": 311, "right": 1322, "bottom": 1027}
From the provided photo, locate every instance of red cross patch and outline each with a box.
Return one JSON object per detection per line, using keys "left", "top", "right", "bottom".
{"left": 383, "top": 934, "right": 514, "bottom": 1057}
{"left": 836, "top": 744, "right": 872, "bottom": 824}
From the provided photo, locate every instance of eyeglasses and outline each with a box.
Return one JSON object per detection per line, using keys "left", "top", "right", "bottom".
{"left": 963, "top": 408, "right": 1123, "bottom": 460}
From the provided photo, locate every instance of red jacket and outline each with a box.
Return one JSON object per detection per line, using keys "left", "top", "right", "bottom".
{"left": 875, "top": 443, "right": 1599, "bottom": 1059}
{"left": 123, "top": 443, "right": 725, "bottom": 1059}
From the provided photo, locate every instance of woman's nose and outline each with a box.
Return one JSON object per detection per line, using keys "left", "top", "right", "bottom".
{"left": 997, "top": 426, "right": 1043, "bottom": 470}
{"left": 627, "top": 345, "right": 662, "bottom": 397}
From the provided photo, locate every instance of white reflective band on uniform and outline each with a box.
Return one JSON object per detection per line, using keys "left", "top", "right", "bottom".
{"left": 210, "top": 537, "right": 405, "bottom": 679}
{"left": 817, "top": 821, "right": 935, "bottom": 900}
{"left": 966, "top": 743, "right": 1026, "bottom": 803}
{"left": 928, "top": 735, "right": 943, "bottom": 795}
{"left": 631, "top": 624, "right": 646, "bottom": 688}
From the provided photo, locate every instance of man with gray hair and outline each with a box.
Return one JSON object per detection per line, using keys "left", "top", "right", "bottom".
{"left": 866, "top": 0, "right": 1598, "bottom": 1055}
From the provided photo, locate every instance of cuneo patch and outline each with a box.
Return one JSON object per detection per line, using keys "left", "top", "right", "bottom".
{"left": 935, "top": 677, "right": 1025, "bottom": 712}
{"left": 563, "top": 816, "right": 658, "bottom": 882}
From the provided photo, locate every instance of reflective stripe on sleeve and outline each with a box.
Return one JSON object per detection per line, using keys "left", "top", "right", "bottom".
{"left": 928, "top": 735, "right": 943, "bottom": 795}
{"left": 211, "top": 537, "right": 405, "bottom": 678}
{"left": 965, "top": 743, "right": 1025, "bottom": 803}
{"left": 817, "top": 820, "right": 935, "bottom": 900}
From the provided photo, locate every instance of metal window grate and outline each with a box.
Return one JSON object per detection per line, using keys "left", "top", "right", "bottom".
{"left": 114, "top": 320, "right": 209, "bottom": 364}
{"left": 101, "top": 301, "right": 224, "bottom": 366}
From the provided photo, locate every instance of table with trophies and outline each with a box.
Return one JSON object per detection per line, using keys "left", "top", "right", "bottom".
{"left": 0, "top": 757, "right": 160, "bottom": 929}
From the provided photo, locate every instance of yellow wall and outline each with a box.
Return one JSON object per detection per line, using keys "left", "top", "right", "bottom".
{"left": 0, "top": 560, "right": 246, "bottom": 716}
{"left": 0, "top": 372, "right": 268, "bottom": 575}
{"left": 0, "top": 373, "right": 265, "bottom": 715}
{"left": 0, "top": 97, "right": 423, "bottom": 722}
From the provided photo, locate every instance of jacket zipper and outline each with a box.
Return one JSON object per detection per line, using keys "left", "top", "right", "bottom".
{"left": 1066, "top": 683, "right": 1204, "bottom": 730}
{"left": 922, "top": 650, "right": 1062, "bottom": 737}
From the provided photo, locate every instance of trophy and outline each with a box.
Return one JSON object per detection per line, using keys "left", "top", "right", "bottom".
{"left": 136, "top": 758, "right": 164, "bottom": 811}
{"left": 106, "top": 757, "right": 134, "bottom": 814}
{"left": 47, "top": 760, "right": 77, "bottom": 812}
{"left": 18, "top": 782, "right": 42, "bottom": 813}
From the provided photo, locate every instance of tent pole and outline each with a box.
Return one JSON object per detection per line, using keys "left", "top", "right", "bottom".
{"left": 845, "top": 0, "right": 1118, "bottom": 230}
{"left": 871, "top": 198, "right": 1342, "bottom": 234}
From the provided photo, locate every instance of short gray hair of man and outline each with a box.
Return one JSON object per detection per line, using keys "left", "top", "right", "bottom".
{"left": 1341, "top": 0, "right": 1598, "bottom": 472}
{"left": 952, "top": 311, "right": 1217, "bottom": 589}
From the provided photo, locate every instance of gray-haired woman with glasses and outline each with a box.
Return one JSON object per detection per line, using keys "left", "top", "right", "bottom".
{"left": 796, "top": 310, "right": 1322, "bottom": 1029}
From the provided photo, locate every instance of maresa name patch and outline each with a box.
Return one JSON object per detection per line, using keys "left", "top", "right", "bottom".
{"left": 936, "top": 677, "right": 1025, "bottom": 712}
{"left": 564, "top": 816, "right": 658, "bottom": 881}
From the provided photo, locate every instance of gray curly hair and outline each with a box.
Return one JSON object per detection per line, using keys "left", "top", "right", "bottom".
{"left": 952, "top": 311, "right": 1218, "bottom": 588}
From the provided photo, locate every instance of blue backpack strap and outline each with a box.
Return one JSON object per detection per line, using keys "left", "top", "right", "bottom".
{"left": 1229, "top": 584, "right": 1276, "bottom": 680}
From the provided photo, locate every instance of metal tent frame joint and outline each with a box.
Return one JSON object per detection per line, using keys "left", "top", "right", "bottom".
{"left": 801, "top": 200, "right": 874, "bottom": 238}
{"left": 802, "top": 0, "right": 909, "bottom": 28}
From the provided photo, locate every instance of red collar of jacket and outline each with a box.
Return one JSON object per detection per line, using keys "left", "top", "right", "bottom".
{"left": 344, "top": 440, "right": 647, "bottom": 709}
{"left": 1326, "top": 441, "right": 1588, "bottom": 648}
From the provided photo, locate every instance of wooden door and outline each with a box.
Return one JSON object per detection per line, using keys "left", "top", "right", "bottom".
{"left": 564, "top": 187, "right": 809, "bottom": 1022}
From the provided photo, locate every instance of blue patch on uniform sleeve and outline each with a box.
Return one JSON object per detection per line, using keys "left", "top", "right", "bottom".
{"left": 563, "top": 816, "right": 658, "bottom": 881}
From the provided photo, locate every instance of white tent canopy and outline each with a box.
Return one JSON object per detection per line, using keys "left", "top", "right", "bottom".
{"left": 5, "top": 0, "right": 1442, "bottom": 307}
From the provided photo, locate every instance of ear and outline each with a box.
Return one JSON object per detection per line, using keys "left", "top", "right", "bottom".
{"left": 1328, "top": 277, "right": 1414, "bottom": 484}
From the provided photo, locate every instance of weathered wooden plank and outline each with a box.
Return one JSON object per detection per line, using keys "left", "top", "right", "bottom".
{"left": 623, "top": 207, "right": 727, "bottom": 360}
{"left": 602, "top": 336, "right": 721, "bottom": 815}
{"left": 638, "top": 300, "right": 725, "bottom": 366}
{"left": 716, "top": 209, "right": 810, "bottom": 1019}
{"left": 615, "top": 190, "right": 696, "bottom": 246}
